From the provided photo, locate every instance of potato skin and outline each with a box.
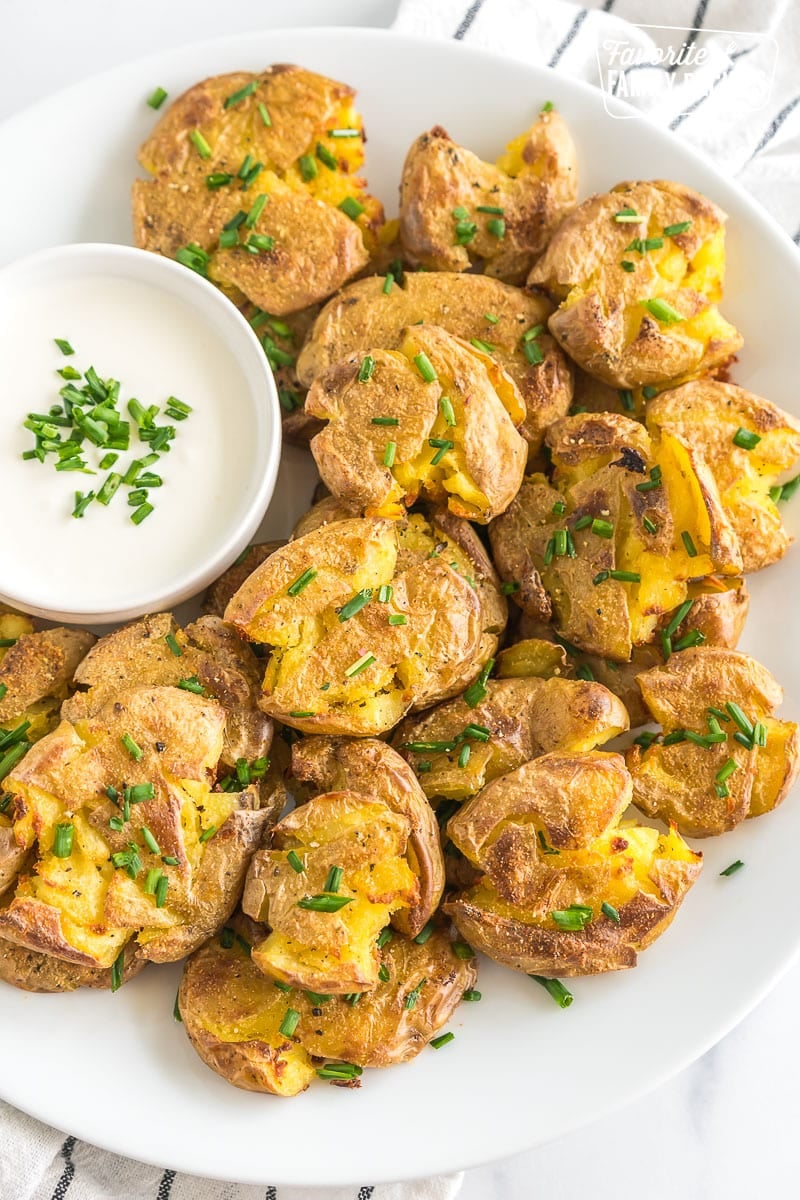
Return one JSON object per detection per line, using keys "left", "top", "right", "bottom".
{"left": 224, "top": 514, "right": 501, "bottom": 735}
{"left": 307, "top": 324, "right": 527, "bottom": 522}
{"left": 0, "top": 939, "right": 145, "bottom": 994}
{"left": 203, "top": 542, "right": 286, "bottom": 617}
{"left": 289, "top": 737, "right": 444, "bottom": 938}
{"left": 133, "top": 65, "right": 383, "bottom": 314}
{"left": 647, "top": 379, "right": 800, "bottom": 571}
{"left": 445, "top": 751, "right": 702, "bottom": 975}
{"left": 179, "top": 916, "right": 476, "bottom": 1094}
{"left": 296, "top": 271, "right": 572, "bottom": 456}
{"left": 528, "top": 180, "right": 742, "bottom": 388}
{"left": 627, "top": 647, "right": 800, "bottom": 836}
{"left": 399, "top": 111, "right": 577, "bottom": 282}
{"left": 392, "top": 676, "right": 629, "bottom": 804}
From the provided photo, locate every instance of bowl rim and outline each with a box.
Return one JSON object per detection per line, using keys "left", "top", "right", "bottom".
{"left": 0, "top": 241, "right": 281, "bottom": 623}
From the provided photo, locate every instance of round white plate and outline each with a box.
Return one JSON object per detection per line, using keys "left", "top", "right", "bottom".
{"left": 1, "top": 27, "right": 799, "bottom": 1189}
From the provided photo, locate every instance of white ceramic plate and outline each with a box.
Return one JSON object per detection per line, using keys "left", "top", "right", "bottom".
{"left": 1, "top": 27, "right": 799, "bottom": 1189}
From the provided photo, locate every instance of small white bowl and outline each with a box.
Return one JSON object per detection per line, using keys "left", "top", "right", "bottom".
{"left": 0, "top": 243, "right": 280, "bottom": 624}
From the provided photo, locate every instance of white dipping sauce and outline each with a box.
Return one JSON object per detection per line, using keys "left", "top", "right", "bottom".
{"left": 0, "top": 259, "right": 274, "bottom": 619}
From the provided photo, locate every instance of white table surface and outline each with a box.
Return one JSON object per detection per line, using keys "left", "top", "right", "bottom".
{"left": 2, "top": 2, "right": 798, "bottom": 1197}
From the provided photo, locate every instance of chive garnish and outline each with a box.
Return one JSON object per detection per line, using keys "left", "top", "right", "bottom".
{"left": 404, "top": 978, "right": 426, "bottom": 1010}
{"left": 484, "top": 312, "right": 499, "bottom": 324}
{"left": 316, "top": 142, "right": 337, "bottom": 169}
{"left": 339, "top": 196, "right": 365, "bottom": 220}
{"left": 224, "top": 80, "right": 257, "bottom": 108}
{"left": 464, "top": 658, "right": 494, "bottom": 708}
{"left": 643, "top": 515, "right": 658, "bottom": 535}
{"left": 165, "top": 632, "right": 182, "bottom": 657}
{"left": 429, "top": 438, "right": 454, "bottom": 466}
{"left": 664, "top": 599, "right": 694, "bottom": 638}
{"left": 733, "top": 427, "right": 761, "bottom": 451}
{"left": 328, "top": 128, "right": 361, "bottom": 138}
{"left": 338, "top": 588, "right": 373, "bottom": 622}
{"left": 378, "top": 584, "right": 393, "bottom": 603}
{"left": 377, "top": 927, "right": 393, "bottom": 949}
{"left": 720, "top": 860, "right": 744, "bottom": 877}
{"left": 316, "top": 1062, "right": 363, "bottom": 1080}
{"left": 531, "top": 975, "right": 573, "bottom": 1007}
{"left": 220, "top": 927, "right": 235, "bottom": 949}
{"left": 178, "top": 676, "right": 204, "bottom": 695}
{"left": 141, "top": 825, "right": 160, "bottom": 856}
{"left": 470, "top": 338, "right": 495, "bottom": 354}
{"left": 440, "top": 396, "right": 456, "bottom": 426}
{"left": 54, "top": 338, "right": 75, "bottom": 356}
{"left": 414, "top": 352, "right": 437, "bottom": 382}
{"left": 523, "top": 338, "right": 544, "bottom": 366}
{"left": 642, "top": 298, "right": 683, "bottom": 324}
{"left": 189, "top": 129, "right": 212, "bottom": 159}
{"left": 458, "top": 743, "right": 471, "bottom": 769}
{"left": 288, "top": 568, "right": 316, "bottom": 596}
{"left": 383, "top": 441, "right": 397, "bottom": 467}
{"left": 487, "top": 217, "right": 505, "bottom": 239}
{"left": 663, "top": 220, "right": 692, "bottom": 236}
{"left": 111, "top": 842, "right": 142, "bottom": 880}
{"left": 324, "top": 865, "right": 343, "bottom": 893}
{"left": 591, "top": 518, "right": 614, "bottom": 539}
{"left": 620, "top": 260, "right": 635, "bottom": 272}
{"left": 414, "top": 920, "right": 435, "bottom": 945}
{"left": 430, "top": 1032, "right": 455, "bottom": 1049}
{"left": 144, "top": 867, "right": 162, "bottom": 895}
{"left": 551, "top": 905, "right": 593, "bottom": 931}
{"left": 289, "top": 711, "right": 315, "bottom": 719}
{"left": 198, "top": 825, "right": 217, "bottom": 844}
{"left": 680, "top": 531, "right": 697, "bottom": 558}
{"left": 344, "top": 652, "right": 376, "bottom": 678}
{"left": 258, "top": 102, "right": 271, "bottom": 126}
{"left": 121, "top": 733, "right": 143, "bottom": 762}
{"left": 287, "top": 850, "right": 304, "bottom": 874}
{"left": 71, "top": 490, "right": 95, "bottom": 519}
{"left": 206, "top": 172, "right": 233, "bottom": 189}
{"left": 110, "top": 948, "right": 125, "bottom": 993}
{"left": 614, "top": 207, "right": 640, "bottom": 222}
{"left": 382, "top": 272, "right": 394, "bottom": 294}
{"left": 244, "top": 193, "right": 268, "bottom": 228}
{"left": 609, "top": 570, "right": 641, "bottom": 583}
{"left": 601, "top": 901, "right": 621, "bottom": 924}
{"left": 297, "top": 893, "right": 354, "bottom": 912}
{"left": 130, "top": 502, "right": 154, "bottom": 525}
{"left": 358, "top": 355, "right": 375, "bottom": 383}
{"left": 388, "top": 614, "right": 407, "bottom": 626}
{"left": 147, "top": 86, "right": 168, "bottom": 110}
{"left": 52, "top": 822, "right": 74, "bottom": 858}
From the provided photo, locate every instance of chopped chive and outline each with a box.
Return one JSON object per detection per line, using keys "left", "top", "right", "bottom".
{"left": 298, "top": 153, "right": 318, "bottom": 181}
{"left": 681, "top": 531, "right": 698, "bottom": 558}
{"left": 501, "top": 580, "right": 520, "bottom": 595}
{"left": 382, "top": 272, "right": 395, "bottom": 294}
{"left": 591, "top": 518, "right": 614, "bottom": 539}
{"left": 317, "top": 1062, "right": 363, "bottom": 1080}
{"left": 531, "top": 975, "right": 573, "bottom": 1007}
{"left": 388, "top": 614, "right": 407, "bottom": 626}
{"left": 57, "top": 365, "right": 82, "bottom": 381}
{"left": 470, "top": 337, "right": 495, "bottom": 354}
{"left": 224, "top": 80, "right": 258, "bottom": 108}
{"left": 96, "top": 472, "right": 123, "bottom": 506}
{"left": 287, "top": 850, "right": 304, "bottom": 874}
{"left": 634, "top": 730, "right": 659, "bottom": 749}
{"left": 642, "top": 297, "right": 683, "bottom": 324}
{"left": 551, "top": 905, "right": 592, "bottom": 931}
{"left": 402, "top": 740, "right": 456, "bottom": 753}
{"left": 324, "top": 865, "right": 343, "bottom": 893}
{"left": 141, "top": 825, "right": 161, "bottom": 855}
{"left": 189, "top": 129, "right": 212, "bottom": 159}
{"left": 316, "top": 142, "right": 337, "bottom": 169}
{"left": 199, "top": 824, "right": 217, "bottom": 844}
{"left": 339, "top": 196, "right": 365, "bottom": 220}
{"left": 175, "top": 243, "right": 210, "bottom": 275}
{"left": 609, "top": 570, "right": 640, "bottom": 583}
{"left": 620, "top": 260, "right": 635, "bottom": 272}
{"left": 665, "top": 599, "right": 694, "bottom": 638}
{"left": 328, "top": 128, "right": 361, "bottom": 138}
{"left": 720, "top": 860, "right": 744, "bottom": 877}
{"left": 147, "top": 86, "right": 168, "bottom": 110}
{"left": 576, "top": 663, "right": 595, "bottom": 681}
{"left": 663, "top": 220, "right": 692, "bottom": 236}
{"left": 619, "top": 389, "right": 635, "bottom": 412}
{"left": 279, "top": 1007, "right": 301, "bottom": 1038}
{"left": 144, "top": 867, "right": 162, "bottom": 895}
{"left": 111, "top": 842, "right": 142, "bottom": 880}
{"left": 779, "top": 475, "right": 800, "bottom": 502}
{"left": 673, "top": 629, "right": 706, "bottom": 651}
{"left": 258, "top": 102, "right": 271, "bottom": 126}
{"left": 52, "top": 822, "right": 74, "bottom": 858}
{"left": 643, "top": 515, "right": 658, "bottom": 535}
{"left": 753, "top": 721, "right": 768, "bottom": 748}
{"left": 344, "top": 652, "right": 376, "bottom": 678}
{"left": 247, "top": 233, "right": 275, "bottom": 252}
{"left": 458, "top": 743, "right": 471, "bottom": 769}
{"left": 463, "top": 723, "right": 491, "bottom": 741}
{"left": 523, "top": 338, "right": 544, "bottom": 366}
{"left": 484, "top": 312, "right": 499, "bottom": 324}
{"left": 613, "top": 207, "right": 641, "bottom": 223}
{"left": 477, "top": 205, "right": 505, "bottom": 215}
{"left": 165, "top": 633, "right": 182, "bottom": 657}
{"left": 54, "top": 338, "right": 75, "bottom": 356}
{"left": 126, "top": 782, "right": 155, "bottom": 804}
{"left": 378, "top": 584, "right": 393, "bottom": 603}
{"left": 71, "top": 490, "right": 95, "bottom": 519}
{"left": 732, "top": 427, "right": 761, "bottom": 451}
{"left": 206, "top": 171, "right": 233, "bottom": 189}
{"left": 245, "top": 193, "right": 268, "bottom": 228}
{"left": 430, "top": 1032, "right": 455, "bottom": 1049}
{"left": 439, "top": 396, "right": 456, "bottom": 426}
{"left": 383, "top": 441, "right": 397, "bottom": 467}
{"left": 414, "top": 352, "right": 437, "bottom": 382}
{"left": 601, "top": 901, "right": 621, "bottom": 924}
{"left": 377, "top": 927, "right": 393, "bottom": 949}
{"left": 487, "top": 217, "right": 506, "bottom": 239}
{"left": 572, "top": 514, "right": 591, "bottom": 531}
{"left": 110, "top": 948, "right": 125, "bottom": 993}
{"left": 642, "top": 385, "right": 658, "bottom": 400}
{"left": 288, "top": 568, "right": 317, "bottom": 596}
{"left": 453, "top": 942, "right": 474, "bottom": 960}
{"left": 454, "top": 217, "right": 477, "bottom": 245}
{"left": 297, "top": 893, "right": 354, "bottom": 912}
{"left": 131, "top": 502, "right": 154, "bottom": 525}
{"left": 430, "top": 438, "right": 454, "bottom": 466}
{"left": 121, "top": 733, "right": 143, "bottom": 762}
{"left": 464, "top": 657, "right": 494, "bottom": 708}
{"left": 338, "top": 588, "right": 373, "bottom": 622}
{"left": 358, "top": 355, "right": 375, "bottom": 382}
{"left": 289, "top": 711, "right": 315, "bottom": 719}
{"left": 414, "top": 920, "right": 435, "bottom": 945}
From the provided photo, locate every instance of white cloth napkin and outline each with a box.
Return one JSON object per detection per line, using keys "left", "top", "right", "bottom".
{"left": 3, "top": 1, "right": 798, "bottom": 1198}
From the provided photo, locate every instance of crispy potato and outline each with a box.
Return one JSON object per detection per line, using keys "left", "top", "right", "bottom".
{"left": 179, "top": 915, "right": 476, "bottom": 1094}
{"left": 0, "top": 686, "right": 271, "bottom": 967}
{"left": 306, "top": 324, "right": 527, "bottom": 522}
{"left": 392, "top": 677, "right": 629, "bottom": 805}
{"left": 63, "top": 612, "right": 279, "bottom": 811}
{"left": 224, "top": 513, "right": 505, "bottom": 735}
{"left": 627, "top": 648, "right": 800, "bottom": 836}
{"left": 133, "top": 65, "right": 384, "bottom": 314}
{"left": 528, "top": 180, "right": 743, "bottom": 389}
{"left": 296, "top": 272, "right": 572, "bottom": 456}
{"left": 445, "top": 751, "right": 702, "bottom": 975}
{"left": 647, "top": 380, "right": 800, "bottom": 571}
{"left": 288, "top": 737, "right": 444, "bottom": 937}
{"left": 399, "top": 110, "right": 577, "bottom": 282}
{"left": 243, "top": 790, "right": 419, "bottom": 993}
{"left": 203, "top": 543, "right": 286, "bottom": 616}
{"left": 0, "top": 937, "right": 145, "bottom": 994}
{"left": 489, "top": 412, "right": 742, "bottom": 660}
{"left": 508, "top": 577, "right": 750, "bottom": 725}
{"left": 0, "top": 620, "right": 95, "bottom": 898}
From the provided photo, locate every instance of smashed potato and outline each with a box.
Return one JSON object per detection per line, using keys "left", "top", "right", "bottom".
{"left": 400, "top": 109, "right": 577, "bottom": 282}
{"left": 289, "top": 736, "right": 444, "bottom": 937}
{"left": 647, "top": 379, "right": 800, "bottom": 571}
{"left": 627, "top": 648, "right": 800, "bottom": 837}
{"left": 0, "top": 938, "right": 144, "bottom": 994}
{"left": 243, "top": 790, "right": 418, "bottom": 993}
{"left": 179, "top": 916, "right": 476, "bottom": 1095}
{"left": 224, "top": 513, "right": 505, "bottom": 735}
{"left": 0, "top": 686, "right": 271, "bottom": 967}
{"left": 392, "top": 676, "right": 628, "bottom": 805}
{"left": 445, "top": 751, "right": 702, "bottom": 975}
{"left": 296, "top": 271, "right": 573, "bottom": 456}
{"left": 489, "top": 412, "right": 742, "bottom": 660}
{"left": 306, "top": 323, "right": 527, "bottom": 522}
{"left": 528, "top": 180, "right": 743, "bottom": 388}
{"left": 134, "top": 65, "right": 384, "bottom": 314}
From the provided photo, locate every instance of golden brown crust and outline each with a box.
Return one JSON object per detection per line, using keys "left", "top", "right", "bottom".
{"left": 0, "top": 628, "right": 95, "bottom": 727}
{"left": 0, "top": 937, "right": 145, "bottom": 993}
{"left": 289, "top": 736, "right": 444, "bottom": 937}
{"left": 528, "top": 180, "right": 743, "bottom": 388}
{"left": 204, "top": 545, "right": 289, "bottom": 617}
{"left": 399, "top": 112, "right": 577, "bottom": 282}
{"left": 296, "top": 271, "right": 572, "bottom": 456}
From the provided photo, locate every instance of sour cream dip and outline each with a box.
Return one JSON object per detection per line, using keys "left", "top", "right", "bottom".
{"left": 0, "top": 244, "right": 280, "bottom": 623}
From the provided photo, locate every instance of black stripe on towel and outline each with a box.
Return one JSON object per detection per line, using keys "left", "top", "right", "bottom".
{"left": 747, "top": 93, "right": 800, "bottom": 162}
{"left": 548, "top": 8, "right": 588, "bottom": 69}
{"left": 50, "top": 1137, "right": 76, "bottom": 1200}
{"left": 157, "top": 1169, "right": 176, "bottom": 1200}
{"left": 669, "top": 0, "right": 710, "bottom": 73}
{"left": 454, "top": 0, "right": 486, "bottom": 40}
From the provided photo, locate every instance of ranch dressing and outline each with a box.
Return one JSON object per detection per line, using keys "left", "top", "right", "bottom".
{"left": 0, "top": 269, "right": 266, "bottom": 618}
